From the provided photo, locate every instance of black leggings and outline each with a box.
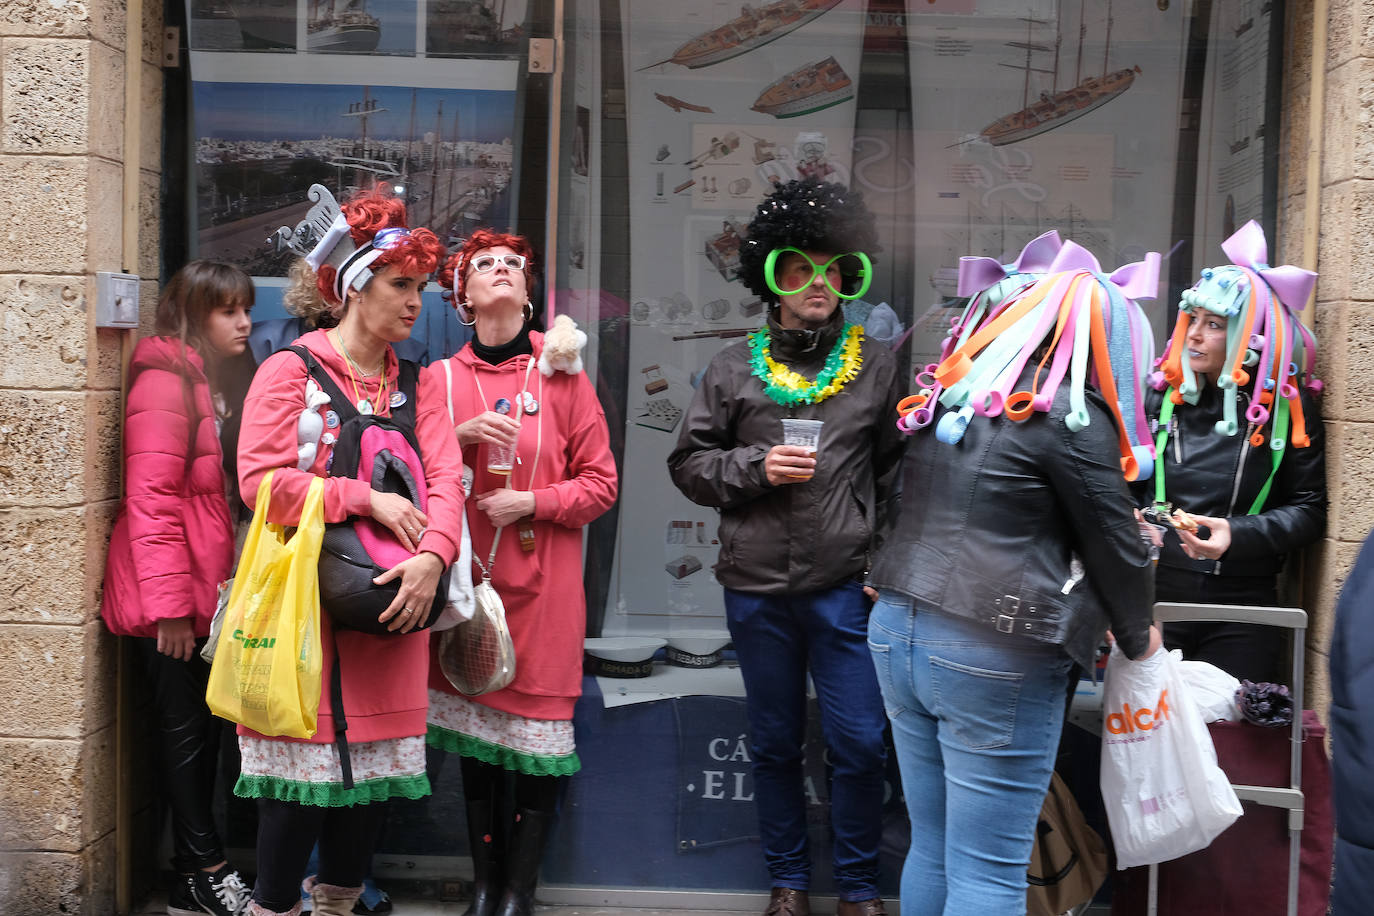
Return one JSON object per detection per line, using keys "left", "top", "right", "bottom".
{"left": 251, "top": 799, "right": 386, "bottom": 912}
{"left": 136, "top": 637, "right": 228, "bottom": 873}
{"left": 1155, "top": 569, "right": 1285, "bottom": 684}
{"left": 460, "top": 756, "right": 560, "bottom": 813}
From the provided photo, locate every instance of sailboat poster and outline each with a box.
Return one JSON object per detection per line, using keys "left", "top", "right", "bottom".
{"left": 905, "top": 0, "right": 1188, "bottom": 364}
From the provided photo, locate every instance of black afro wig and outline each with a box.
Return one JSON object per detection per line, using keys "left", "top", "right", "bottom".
{"left": 738, "top": 178, "right": 880, "bottom": 304}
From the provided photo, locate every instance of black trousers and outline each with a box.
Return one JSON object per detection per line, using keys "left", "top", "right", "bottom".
{"left": 251, "top": 799, "right": 386, "bottom": 911}
{"left": 1154, "top": 567, "right": 1286, "bottom": 684}
{"left": 135, "top": 637, "right": 228, "bottom": 873}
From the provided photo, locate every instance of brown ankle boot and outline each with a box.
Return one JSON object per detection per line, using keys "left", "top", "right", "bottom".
{"left": 763, "top": 887, "right": 810, "bottom": 916}
{"left": 836, "top": 899, "right": 887, "bottom": 916}
{"left": 304, "top": 876, "right": 362, "bottom": 916}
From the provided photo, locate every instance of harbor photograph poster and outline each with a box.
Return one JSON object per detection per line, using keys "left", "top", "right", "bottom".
{"left": 605, "top": 0, "right": 867, "bottom": 632}
{"left": 190, "top": 0, "right": 529, "bottom": 56}
{"left": 186, "top": 4, "right": 522, "bottom": 278}
{"left": 905, "top": 0, "right": 1188, "bottom": 364}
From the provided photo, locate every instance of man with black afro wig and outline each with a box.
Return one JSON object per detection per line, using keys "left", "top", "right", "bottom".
{"left": 669, "top": 177, "right": 903, "bottom": 916}
{"left": 737, "top": 178, "right": 881, "bottom": 307}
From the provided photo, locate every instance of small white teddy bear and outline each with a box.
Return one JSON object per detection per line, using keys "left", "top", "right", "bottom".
{"left": 295, "top": 378, "right": 333, "bottom": 470}
{"left": 538, "top": 314, "right": 588, "bottom": 377}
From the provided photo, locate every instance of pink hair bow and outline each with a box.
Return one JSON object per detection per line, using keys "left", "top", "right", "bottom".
{"left": 1220, "top": 220, "right": 1317, "bottom": 313}
{"left": 955, "top": 230, "right": 1064, "bottom": 298}
{"left": 1046, "top": 240, "right": 1162, "bottom": 301}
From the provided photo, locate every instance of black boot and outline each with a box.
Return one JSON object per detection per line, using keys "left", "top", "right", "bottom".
{"left": 463, "top": 800, "right": 502, "bottom": 916}
{"left": 493, "top": 808, "right": 554, "bottom": 916}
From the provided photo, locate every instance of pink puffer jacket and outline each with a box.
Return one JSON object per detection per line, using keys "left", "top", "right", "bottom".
{"left": 101, "top": 337, "right": 235, "bottom": 638}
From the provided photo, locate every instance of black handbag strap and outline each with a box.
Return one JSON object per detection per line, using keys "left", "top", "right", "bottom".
{"left": 330, "top": 629, "right": 354, "bottom": 790}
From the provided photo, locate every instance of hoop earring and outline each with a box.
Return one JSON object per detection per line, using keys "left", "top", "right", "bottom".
{"left": 457, "top": 303, "right": 477, "bottom": 327}
{"left": 523, "top": 300, "right": 534, "bottom": 323}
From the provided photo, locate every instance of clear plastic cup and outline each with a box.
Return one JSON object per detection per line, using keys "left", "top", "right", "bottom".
{"left": 780, "top": 418, "right": 823, "bottom": 479}
{"left": 488, "top": 443, "right": 515, "bottom": 475}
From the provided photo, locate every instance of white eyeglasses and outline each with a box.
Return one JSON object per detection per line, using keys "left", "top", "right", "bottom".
{"left": 469, "top": 253, "right": 527, "bottom": 273}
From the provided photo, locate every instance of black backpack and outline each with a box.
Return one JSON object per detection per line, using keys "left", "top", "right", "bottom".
{"left": 288, "top": 346, "right": 450, "bottom": 635}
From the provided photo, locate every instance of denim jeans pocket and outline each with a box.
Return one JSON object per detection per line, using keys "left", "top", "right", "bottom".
{"left": 866, "top": 637, "right": 906, "bottom": 719}
{"left": 928, "top": 655, "right": 1023, "bottom": 750}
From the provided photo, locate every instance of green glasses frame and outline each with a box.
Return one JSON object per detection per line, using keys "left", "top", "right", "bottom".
{"left": 763, "top": 247, "right": 872, "bottom": 301}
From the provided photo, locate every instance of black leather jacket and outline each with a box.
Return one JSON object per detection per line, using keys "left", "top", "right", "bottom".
{"left": 1134, "top": 384, "right": 1327, "bottom": 579}
{"left": 868, "top": 377, "right": 1154, "bottom": 669}
{"left": 667, "top": 309, "right": 905, "bottom": 594}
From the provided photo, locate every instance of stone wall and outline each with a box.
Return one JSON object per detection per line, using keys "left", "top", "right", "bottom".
{"left": 1289, "top": 0, "right": 1374, "bottom": 717}
{"left": 0, "top": 1, "right": 162, "bottom": 913}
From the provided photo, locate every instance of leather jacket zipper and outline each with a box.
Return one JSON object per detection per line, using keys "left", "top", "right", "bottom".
{"left": 1226, "top": 429, "right": 1252, "bottom": 515}
{"left": 1171, "top": 416, "right": 1182, "bottom": 464}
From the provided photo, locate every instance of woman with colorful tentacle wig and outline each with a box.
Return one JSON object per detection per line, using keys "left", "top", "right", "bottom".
{"left": 424, "top": 230, "right": 617, "bottom": 916}
{"left": 1139, "top": 220, "right": 1326, "bottom": 683}
{"left": 235, "top": 185, "right": 464, "bottom": 916}
{"left": 868, "top": 240, "right": 1163, "bottom": 916}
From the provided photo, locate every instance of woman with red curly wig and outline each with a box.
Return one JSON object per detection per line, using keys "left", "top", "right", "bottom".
{"left": 236, "top": 187, "right": 466, "bottom": 916}
{"left": 424, "top": 230, "right": 617, "bottom": 916}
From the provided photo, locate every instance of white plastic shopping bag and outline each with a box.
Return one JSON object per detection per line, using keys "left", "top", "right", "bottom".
{"left": 1100, "top": 644, "right": 1243, "bottom": 868}
{"left": 1178, "top": 658, "right": 1242, "bottom": 723}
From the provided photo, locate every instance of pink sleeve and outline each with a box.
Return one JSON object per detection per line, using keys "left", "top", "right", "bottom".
{"left": 531, "top": 372, "right": 619, "bottom": 528}
{"left": 414, "top": 362, "right": 466, "bottom": 566}
{"left": 237, "top": 349, "right": 372, "bottom": 525}
{"left": 121, "top": 367, "right": 200, "bottom": 624}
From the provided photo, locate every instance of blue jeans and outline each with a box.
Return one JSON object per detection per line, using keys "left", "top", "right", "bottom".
{"left": 867, "top": 592, "right": 1074, "bottom": 916}
{"left": 724, "top": 582, "right": 888, "bottom": 901}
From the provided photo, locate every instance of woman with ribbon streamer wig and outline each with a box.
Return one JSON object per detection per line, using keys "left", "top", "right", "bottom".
{"left": 1140, "top": 220, "right": 1326, "bottom": 683}
{"left": 102, "top": 260, "right": 255, "bottom": 916}
{"left": 235, "top": 185, "right": 465, "bottom": 916}
{"left": 867, "top": 238, "right": 1164, "bottom": 915}
{"left": 425, "top": 230, "right": 617, "bottom": 916}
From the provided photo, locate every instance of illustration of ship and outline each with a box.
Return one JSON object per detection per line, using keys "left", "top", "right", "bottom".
{"left": 427, "top": 0, "right": 510, "bottom": 53}
{"left": 225, "top": 0, "right": 296, "bottom": 49}
{"left": 751, "top": 57, "right": 853, "bottom": 119}
{"left": 190, "top": 2, "right": 244, "bottom": 49}
{"left": 980, "top": 1, "right": 1139, "bottom": 147}
{"left": 655, "top": 92, "right": 714, "bottom": 114}
{"left": 641, "top": 0, "right": 842, "bottom": 70}
{"left": 308, "top": 0, "right": 380, "bottom": 52}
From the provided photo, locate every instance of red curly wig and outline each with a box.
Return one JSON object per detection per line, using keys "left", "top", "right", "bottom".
{"left": 315, "top": 185, "right": 448, "bottom": 306}
{"left": 439, "top": 228, "right": 537, "bottom": 306}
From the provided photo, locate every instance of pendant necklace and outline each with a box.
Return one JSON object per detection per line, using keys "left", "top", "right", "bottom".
{"left": 334, "top": 329, "right": 389, "bottom": 415}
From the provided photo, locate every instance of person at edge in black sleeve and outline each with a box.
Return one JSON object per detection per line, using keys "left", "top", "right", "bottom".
{"left": 1136, "top": 221, "right": 1325, "bottom": 684}
{"left": 668, "top": 178, "right": 904, "bottom": 916}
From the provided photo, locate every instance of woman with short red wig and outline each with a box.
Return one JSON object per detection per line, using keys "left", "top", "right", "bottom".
{"left": 236, "top": 186, "right": 466, "bottom": 916}
{"left": 424, "top": 229, "right": 617, "bottom": 916}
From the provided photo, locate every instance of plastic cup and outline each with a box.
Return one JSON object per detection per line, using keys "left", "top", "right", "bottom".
{"left": 780, "top": 418, "right": 823, "bottom": 479}
{"left": 488, "top": 443, "right": 515, "bottom": 475}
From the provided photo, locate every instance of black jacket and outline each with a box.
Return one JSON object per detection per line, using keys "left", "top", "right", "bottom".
{"left": 868, "top": 376, "right": 1154, "bottom": 670}
{"left": 1135, "top": 384, "right": 1326, "bottom": 579}
{"left": 667, "top": 310, "right": 905, "bottom": 594}
{"left": 1329, "top": 529, "right": 1374, "bottom": 913}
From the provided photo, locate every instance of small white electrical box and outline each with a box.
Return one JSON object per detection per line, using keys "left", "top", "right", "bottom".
{"left": 96, "top": 271, "right": 140, "bottom": 328}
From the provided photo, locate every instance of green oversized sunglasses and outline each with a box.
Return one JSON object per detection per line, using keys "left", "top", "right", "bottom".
{"left": 763, "top": 247, "right": 872, "bottom": 301}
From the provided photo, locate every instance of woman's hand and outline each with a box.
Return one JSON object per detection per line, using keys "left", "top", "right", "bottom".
{"left": 1178, "top": 515, "right": 1231, "bottom": 561}
{"left": 370, "top": 491, "right": 429, "bottom": 553}
{"left": 156, "top": 617, "right": 197, "bottom": 661}
{"left": 1106, "top": 623, "right": 1165, "bottom": 660}
{"left": 475, "top": 489, "right": 537, "bottom": 528}
{"left": 373, "top": 551, "right": 446, "bottom": 633}
{"left": 456, "top": 411, "right": 521, "bottom": 449}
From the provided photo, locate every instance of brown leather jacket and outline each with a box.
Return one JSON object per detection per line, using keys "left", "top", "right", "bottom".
{"left": 667, "top": 310, "right": 906, "bottom": 594}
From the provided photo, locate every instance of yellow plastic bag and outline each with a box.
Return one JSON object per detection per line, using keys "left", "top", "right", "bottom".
{"left": 206, "top": 471, "right": 325, "bottom": 738}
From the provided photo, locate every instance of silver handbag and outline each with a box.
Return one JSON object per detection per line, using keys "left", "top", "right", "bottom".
{"left": 438, "top": 575, "right": 515, "bottom": 696}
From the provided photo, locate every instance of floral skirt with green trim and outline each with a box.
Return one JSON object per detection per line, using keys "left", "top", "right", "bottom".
{"left": 235, "top": 734, "right": 430, "bottom": 807}
{"left": 425, "top": 689, "right": 581, "bottom": 777}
